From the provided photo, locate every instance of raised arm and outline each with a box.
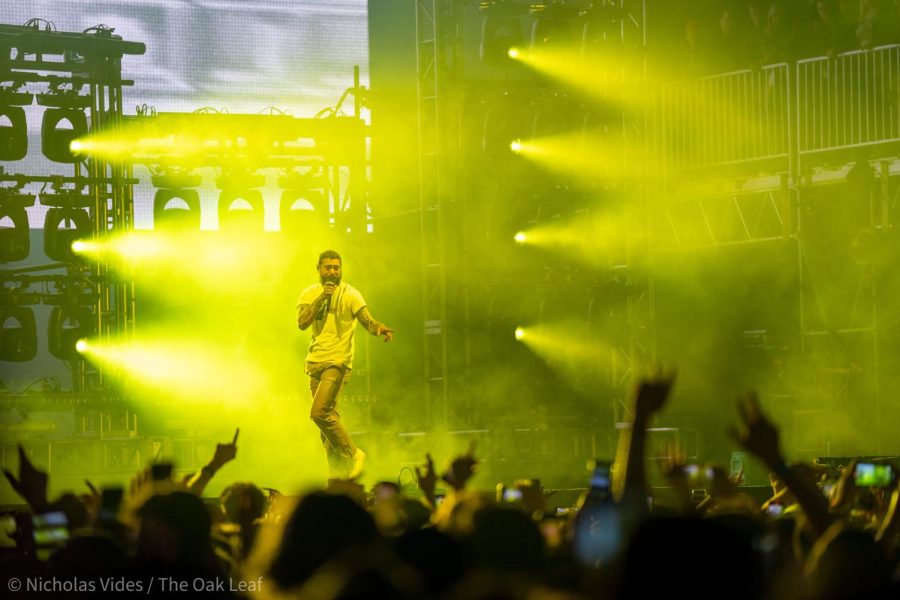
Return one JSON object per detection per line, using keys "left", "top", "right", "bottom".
{"left": 355, "top": 306, "right": 394, "bottom": 342}
{"left": 613, "top": 371, "right": 676, "bottom": 508}
{"left": 729, "top": 392, "right": 833, "bottom": 536}
{"left": 187, "top": 429, "right": 239, "bottom": 496}
{"left": 297, "top": 284, "right": 335, "bottom": 330}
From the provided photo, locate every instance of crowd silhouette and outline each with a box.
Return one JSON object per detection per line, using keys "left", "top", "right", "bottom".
{"left": 2, "top": 371, "right": 898, "bottom": 599}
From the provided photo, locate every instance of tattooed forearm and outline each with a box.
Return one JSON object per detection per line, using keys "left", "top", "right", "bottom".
{"left": 356, "top": 307, "right": 383, "bottom": 335}
{"left": 297, "top": 295, "right": 328, "bottom": 330}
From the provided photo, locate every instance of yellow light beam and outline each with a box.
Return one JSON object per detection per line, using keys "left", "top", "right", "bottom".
{"left": 517, "top": 131, "right": 659, "bottom": 181}
{"left": 515, "top": 320, "right": 624, "bottom": 389}
{"left": 509, "top": 46, "right": 647, "bottom": 105}
{"left": 78, "top": 335, "right": 271, "bottom": 404}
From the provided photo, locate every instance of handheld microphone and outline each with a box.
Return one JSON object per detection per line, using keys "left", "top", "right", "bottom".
{"left": 318, "top": 296, "right": 330, "bottom": 319}
{"left": 318, "top": 281, "right": 335, "bottom": 319}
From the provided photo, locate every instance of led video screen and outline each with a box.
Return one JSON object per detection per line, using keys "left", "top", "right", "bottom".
{"left": 4, "top": 0, "right": 369, "bottom": 229}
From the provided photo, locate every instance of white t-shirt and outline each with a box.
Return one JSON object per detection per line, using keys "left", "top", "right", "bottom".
{"left": 297, "top": 281, "right": 367, "bottom": 368}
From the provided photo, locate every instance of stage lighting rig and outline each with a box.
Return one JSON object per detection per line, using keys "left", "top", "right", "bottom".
{"left": 42, "top": 276, "right": 98, "bottom": 307}
{"left": 48, "top": 305, "right": 95, "bottom": 361}
{"left": 482, "top": 102, "right": 533, "bottom": 156}
{"left": 0, "top": 85, "right": 33, "bottom": 161}
{"left": 42, "top": 277, "right": 97, "bottom": 363}
{"left": 479, "top": 1, "right": 528, "bottom": 67}
{"left": 37, "top": 85, "right": 90, "bottom": 164}
{"left": 0, "top": 276, "right": 43, "bottom": 305}
{"left": 278, "top": 167, "right": 329, "bottom": 233}
{"left": 152, "top": 170, "right": 204, "bottom": 230}
{"left": 0, "top": 188, "right": 36, "bottom": 263}
{"left": 39, "top": 187, "right": 93, "bottom": 262}
{"left": 0, "top": 278, "right": 41, "bottom": 363}
{"left": 217, "top": 171, "right": 266, "bottom": 231}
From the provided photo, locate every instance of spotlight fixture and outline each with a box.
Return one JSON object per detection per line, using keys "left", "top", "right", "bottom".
{"left": 278, "top": 169, "right": 328, "bottom": 234}
{"left": 40, "top": 190, "right": 93, "bottom": 262}
{"left": 0, "top": 307, "right": 38, "bottom": 362}
{"left": 481, "top": 14, "right": 525, "bottom": 67}
{"left": 0, "top": 281, "right": 41, "bottom": 363}
{"left": 217, "top": 172, "right": 266, "bottom": 231}
{"left": 40, "top": 109, "right": 88, "bottom": 163}
{"left": 483, "top": 107, "right": 531, "bottom": 155}
{"left": 37, "top": 90, "right": 91, "bottom": 163}
{"left": 152, "top": 172, "right": 203, "bottom": 230}
{"left": 48, "top": 305, "right": 95, "bottom": 361}
{"left": 0, "top": 190, "right": 36, "bottom": 263}
{"left": 0, "top": 86, "right": 33, "bottom": 161}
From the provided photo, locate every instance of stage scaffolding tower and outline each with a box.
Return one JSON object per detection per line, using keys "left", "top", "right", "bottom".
{"left": 415, "top": 0, "right": 458, "bottom": 430}
{"left": 0, "top": 23, "right": 145, "bottom": 393}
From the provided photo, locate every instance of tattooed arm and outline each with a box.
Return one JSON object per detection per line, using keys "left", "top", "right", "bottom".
{"left": 298, "top": 283, "right": 338, "bottom": 330}
{"left": 356, "top": 306, "right": 394, "bottom": 342}
{"left": 297, "top": 295, "right": 327, "bottom": 330}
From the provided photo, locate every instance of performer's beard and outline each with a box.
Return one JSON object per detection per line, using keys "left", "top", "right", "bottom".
{"left": 321, "top": 275, "right": 341, "bottom": 285}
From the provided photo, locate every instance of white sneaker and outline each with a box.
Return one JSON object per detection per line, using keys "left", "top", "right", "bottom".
{"left": 347, "top": 449, "right": 366, "bottom": 480}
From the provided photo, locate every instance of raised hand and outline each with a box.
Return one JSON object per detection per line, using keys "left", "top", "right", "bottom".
{"left": 186, "top": 429, "right": 239, "bottom": 496}
{"left": 632, "top": 369, "right": 676, "bottom": 421}
{"left": 209, "top": 428, "right": 239, "bottom": 470}
{"left": 443, "top": 441, "right": 478, "bottom": 491}
{"left": 3, "top": 445, "right": 49, "bottom": 511}
{"left": 729, "top": 392, "right": 782, "bottom": 467}
{"left": 415, "top": 453, "right": 438, "bottom": 507}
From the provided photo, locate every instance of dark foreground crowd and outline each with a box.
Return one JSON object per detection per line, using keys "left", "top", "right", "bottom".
{"left": 1, "top": 373, "right": 898, "bottom": 599}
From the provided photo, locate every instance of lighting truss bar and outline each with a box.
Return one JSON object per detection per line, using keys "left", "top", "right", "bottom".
{"left": 0, "top": 174, "right": 140, "bottom": 186}
{"left": 0, "top": 264, "right": 70, "bottom": 276}
{"left": 0, "top": 24, "right": 145, "bottom": 69}
{"left": 109, "top": 113, "right": 367, "bottom": 168}
{"left": 0, "top": 72, "right": 137, "bottom": 86}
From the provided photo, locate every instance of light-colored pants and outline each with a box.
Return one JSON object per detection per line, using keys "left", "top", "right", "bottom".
{"left": 306, "top": 362, "right": 355, "bottom": 470}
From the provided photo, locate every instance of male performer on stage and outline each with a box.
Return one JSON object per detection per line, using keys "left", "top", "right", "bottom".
{"left": 297, "top": 250, "right": 394, "bottom": 479}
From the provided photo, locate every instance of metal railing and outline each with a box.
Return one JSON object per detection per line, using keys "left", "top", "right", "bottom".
{"left": 659, "top": 45, "right": 900, "bottom": 173}
{"left": 660, "top": 64, "right": 791, "bottom": 172}
{"left": 797, "top": 44, "right": 900, "bottom": 155}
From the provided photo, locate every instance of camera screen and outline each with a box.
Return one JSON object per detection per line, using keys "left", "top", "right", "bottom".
{"left": 32, "top": 511, "right": 69, "bottom": 546}
{"left": 855, "top": 463, "right": 893, "bottom": 487}
{"left": 503, "top": 488, "right": 523, "bottom": 502}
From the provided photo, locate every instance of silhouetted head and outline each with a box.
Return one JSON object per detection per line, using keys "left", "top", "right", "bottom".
{"left": 220, "top": 481, "right": 266, "bottom": 524}
{"left": 395, "top": 527, "right": 466, "bottom": 595}
{"left": 617, "top": 516, "right": 764, "bottom": 600}
{"left": 269, "top": 492, "right": 378, "bottom": 590}
{"left": 463, "top": 505, "right": 545, "bottom": 575}
{"left": 136, "top": 491, "right": 213, "bottom": 565}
